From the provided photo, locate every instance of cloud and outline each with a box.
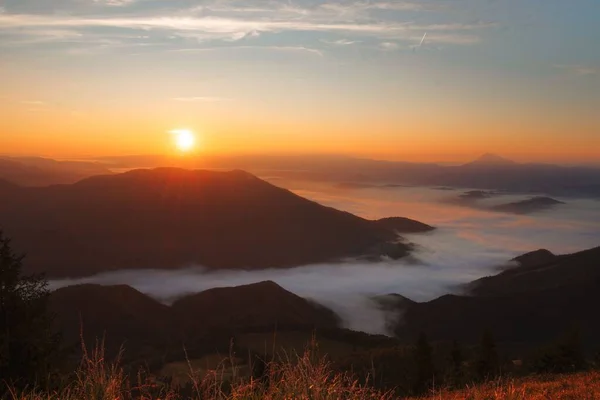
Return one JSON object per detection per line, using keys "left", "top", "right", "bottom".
{"left": 171, "top": 96, "right": 231, "bottom": 102}
{"left": 170, "top": 45, "right": 324, "bottom": 56}
{"left": 320, "top": 38, "right": 360, "bottom": 46}
{"left": 20, "top": 100, "right": 46, "bottom": 105}
{"left": 379, "top": 41, "right": 400, "bottom": 50}
{"left": 555, "top": 64, "right": 599, "bottom": 76}
{"left": 0, "top": 12, "right": 492, "bottom": 49}
{"left": 49, "top": 236, "right": 515, "bottom": 336}
{"left": 93, "top": 0, "right": 137, "bottom": 6}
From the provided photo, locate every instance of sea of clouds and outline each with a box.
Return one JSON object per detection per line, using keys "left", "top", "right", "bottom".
{"left": 50, "top": 183, "right": 600, "bottom": 335}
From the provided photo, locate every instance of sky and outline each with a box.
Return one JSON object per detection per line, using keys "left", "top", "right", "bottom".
{"left": 0, "top": 0, "right": 599, "bottom": 163}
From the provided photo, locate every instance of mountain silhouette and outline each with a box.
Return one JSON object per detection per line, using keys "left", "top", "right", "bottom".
{"left": 391, "top": 246, "right": 600, "bottom": 349}
{"left": 50, "top": 284, "right": 173, "bottom": 354}
{"left": 0, "top": 168, "right": 431, "bottom": 277}
{"left": 512, "top": 249, "right": 556, "bottom": 268}
{"left": 121, "top": 153, "right": 600, "bottom": 199}
{"left": 50, "top": 281, "right": 340, "bottom": 356}
{"left": 372, "top": 217, "right": 434, "bottom": 233}
{"left": 463, "top": 153, "right": 517, "bottom": 167}
{"left": 171, "top": 280, "right": 340, "bottom": 335}
{"left": 491, "top": 196, "right": 565, "bottom": 214}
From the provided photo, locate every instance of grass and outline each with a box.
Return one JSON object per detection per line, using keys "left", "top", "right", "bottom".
{"left": 7, "top": 340, "right": 600, "bottom": 400}
{"left": 8, "top": 339, "right": 392, "bottom": 400}
{"left": 417, "top": 371, "right": 600, "bottom": 400}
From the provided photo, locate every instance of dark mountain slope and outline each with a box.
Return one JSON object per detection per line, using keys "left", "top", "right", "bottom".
{"left": 0, "top": 168, "right": 426, "bottom": 277}
{"left": 373, "top": 217, "right": 434, "bottom": 233}
{"left": 171, "top": 281, "right": 340, "bottom": 334}
{"left": 392, "top": 247, "right": 600, "bottom": 350}
{"left": 50, "top": 284, "right": 172, "bottom": 353}
{"left": 512, "top": 249, "right": 556, "bottom": 268}
{"left": 50, "top": 281, "right": 340, "bottom": 357}
{"left": 396, "top": 280, "right": 600, "bottom": 347}
{"left": 470, "top": 246, "right": 600, "bottom": 297}
{"left": 491, "top": 196, "right": 565, "bottom": 214}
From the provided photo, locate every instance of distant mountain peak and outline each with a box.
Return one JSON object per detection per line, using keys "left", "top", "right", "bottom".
{"left": 465, "top": 153, "right": 517, "bottom": 167}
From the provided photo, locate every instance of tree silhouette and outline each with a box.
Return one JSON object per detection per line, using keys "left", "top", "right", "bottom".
{"left": 413, "top": 332, "right": 435, "bottom": 394}
{"left": 475, "top": 329, "right": 498, "bottom": 381}
{"left": 531, "top": 327, "right": 586, "bottom": 374}
{"left": 446, "top": 340, "right": 464, "bottom": 387}
{"left": 0, "top": 230, "right": 60, "bottom": 392}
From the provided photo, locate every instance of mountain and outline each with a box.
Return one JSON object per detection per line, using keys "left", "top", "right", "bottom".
{"left": 372, "top": 217, "right": 434, "bottom": 234}
{"left": 50, "top": 281, "right": 340, "bottom": 357}
{"left": 462, "top": 153, "right": 518, "bottom": 167}
{"left": 458, "top": 190, "right": 496, "bottom": 200}
{"left": 391, "top": 247, "right": 600, "bottom": 350}
{"left": 93, "top": 153, "right": 600, "bottom": 198}
{"left": 0, "top": 168, "right": 430, "bottom": 278}
{"left": 171, "top": 281, "right": 340, "bottom": 335}
{"left": 470, "top": 246, "right": 600, "bottom": 297}
{"left": 512, "top": 249, "right": 556, "bottom": 268}
{"left": 50, "top": 284, "right": 173, "bottom": 354}
{"left": 491, "top": 196, "right": 565, "bottom": 214}
{"left": 0, "top": 156, "right": 111, "bottom": 186}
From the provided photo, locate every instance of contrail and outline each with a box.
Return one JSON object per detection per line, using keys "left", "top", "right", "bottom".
{"left": 412, "top": 32, "right": 427, "bottom": 53}
{"left": 418, "top": 32, "right": 427, "bottom": 47}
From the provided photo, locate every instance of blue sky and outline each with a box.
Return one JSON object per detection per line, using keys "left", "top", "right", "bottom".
{"left": 0, "top": 0, "right": 598, "bottom": 162}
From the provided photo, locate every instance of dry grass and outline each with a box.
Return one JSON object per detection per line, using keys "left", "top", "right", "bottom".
{"left": 9, "top": 339, "right": 392, "bottom": 400}
{"left": 8, "top": 339, "right": 600, "bottom": 400}
{"left": 418, "top": 371, "right": 600, "bottom": 400}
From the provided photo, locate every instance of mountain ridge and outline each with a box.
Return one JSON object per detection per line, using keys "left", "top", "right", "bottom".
{"left": 49, "top": 280, "right": 341, "bottom": 355}
{"left": 390, "top": 246, "right": 600, "bottom": 349}
{"left": 0, "top": 168, "right": 432, "bottom": 278}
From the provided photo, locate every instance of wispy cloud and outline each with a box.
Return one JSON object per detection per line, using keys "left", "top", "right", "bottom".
{"left": 0, "top": 13, "right": 492, "bottom": 47}
{"left": 423, "top": 32, "right": 481, "bottom": 45}
{"left": 20, "top": 100, "right": 46, "bottom": 106}
{"left": 379, "top": 41, "right": 400, "bottom": 50}
{"left": 555, "top": 64, "right": 599, "bottom": 76}
{"left": 93, "top": 0, "right": 138, "bottom": 6}
{"left": 320, "top": 38, "right": 360, "bottom": 46}
{"left": 170, "top": 45, "right": 324, "bottom": 56}
{"left": 171, "top": 96, "right": 231, "bottom": 102}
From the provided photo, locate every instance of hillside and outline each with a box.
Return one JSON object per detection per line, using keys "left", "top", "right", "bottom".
{"left": 372, "top": 217, "right": 434, "bottom": 233}
{"left": 512, "top": 248, "right": 556, "bottom": 268}
{"left": 470, "top": 246, "right": 600, "bottom": 296}
{"left": 392, "top": 246, "right": 600, "bottom": 349}
{"left": 492, "top": 196, "right": 566, "bottom": 214}
{"left": 171, "top": 280, "right": 340, "bottom": 334}
{"left": 50, "top": 284, "right": 173, "bottom": 355}
{"left": 417, "top": 371, "right": 600, "bottom": 400}
{"left": 49, "top": 281, "right": 340, "bottom": 357}
{"left": 0, "top": 168, "right": 431, "bottom": 278}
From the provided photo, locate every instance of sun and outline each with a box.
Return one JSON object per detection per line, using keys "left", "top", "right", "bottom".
{"left": 170, "top": 129, "right": 196, "bottom": 152}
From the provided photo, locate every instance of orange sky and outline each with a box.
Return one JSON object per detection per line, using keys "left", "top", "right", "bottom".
{"left": 1, "top": 0, "right": 599, "bottom": 165}
{"left": 1, "top": 97, "right": 598, "bottom": 164}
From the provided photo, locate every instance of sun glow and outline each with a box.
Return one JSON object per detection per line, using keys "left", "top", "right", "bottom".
{"left": 170, "top": 129, "right": 196, "bottom": 152}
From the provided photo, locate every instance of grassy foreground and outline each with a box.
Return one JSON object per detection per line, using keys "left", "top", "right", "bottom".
{"left": 418, "top": 371, "right": 600, "bottom": 400}
{"left": 8, "top": 342, "right": 600, "bottom": 400}
{"left": 9, "top": 342, "right": 393, "bottom": 400}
